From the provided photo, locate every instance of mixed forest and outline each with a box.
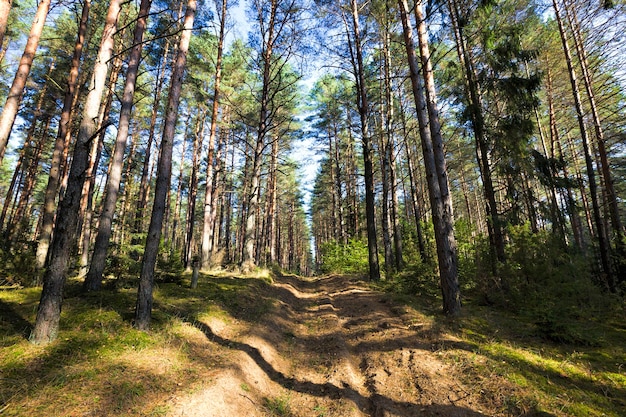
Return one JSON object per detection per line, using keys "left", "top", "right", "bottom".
{"left": 0, "top": 0, "right": 624, "bottom": 347}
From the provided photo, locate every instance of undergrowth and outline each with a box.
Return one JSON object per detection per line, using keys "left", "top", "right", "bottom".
{"left": 0, "top": 271, "right": 274, "bottom": 416}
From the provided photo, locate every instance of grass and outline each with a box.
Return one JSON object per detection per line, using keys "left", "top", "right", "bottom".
{"left": 0, "top": 272, "right": 275, "bottom": 417}
{"left": 432, "top": 302, "right": 626, "bottom": 417}
{"left": 263, "top": 394, "right": 293, "bottom": 417}
{"left": 1, "top": 270, "right": 624, "bottom": 416}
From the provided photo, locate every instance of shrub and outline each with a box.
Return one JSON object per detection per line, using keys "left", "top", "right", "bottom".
{"left": 318, "top": 239, "right": 369, "bottom": 275}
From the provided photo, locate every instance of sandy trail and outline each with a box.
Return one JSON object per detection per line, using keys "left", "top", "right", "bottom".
{"left": 166, "top": 274, "right": 488, "bottom": 417}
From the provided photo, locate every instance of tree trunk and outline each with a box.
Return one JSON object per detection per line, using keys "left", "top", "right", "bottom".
{"left": 553, "top": 0, "right": 614, "bottom": 291}
{"left": 184, "top": 110, "right": 206, "bottom": 269}
{"left": 348, "top": 0, "right": 380, "bottom": 282}
{"left": 0, "top": 0, "right": 51, "bottom": 164}
{"left": 564, "top": 1, "right": 625, "bottom": 283}
{"left": 8, "top": 116, "right": 49, "bottom": 243}
{"left": 0, "top": 0, "right": 13, "bottom": 54}
{"left": 35, "top": 0, "right": 90, "bottom": 269}
{"left": 29, "top": 0, "right": 123, "bottom": 344}
{"left": 201, "top": 0, "right": 228, "bottom": 269}
{"left": 134, "top": 39, "right": 171, "bottom": 240}
{"left": 83, "top": 0, "right": 152, "bottom": 291}
{"left": 135, "top": 0, "right": 196, "bottom": 330}
{"left": 399, "top": 0, "right": 460, "bottom": 315}
{"left": 447, "top": 0, "right": 505, "bottom": 269}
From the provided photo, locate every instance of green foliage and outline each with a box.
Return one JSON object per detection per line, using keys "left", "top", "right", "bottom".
{"left": 0, "top": 242, "right": 39, "bottom": 287}
{"left": 463, "top": 223, "right": 617, "bottom": 344}
{"left": 318, "top": 239, "right": 369, "bottom": 276}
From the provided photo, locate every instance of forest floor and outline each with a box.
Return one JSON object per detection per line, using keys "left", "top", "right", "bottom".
{"left": 1, "top": 272, "right": 625, "bottom": 416}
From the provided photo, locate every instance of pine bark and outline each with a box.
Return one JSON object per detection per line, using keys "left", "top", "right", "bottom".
{"left": 0, "top": 0, "right": 13, "bottom": 53}
{"left": 30, "top": 0, "right": 124, "bottom": 344}
{"left": 553, "top": 0, "right": 614, "bottom": 291}
{"left": 242, "top": 0, "right": 278, "bottom": 271}
{"left": 84, "top": 0, "right": 153, "bottom": 290}
{"left": 135, "top": 0, "right": 196, "bottom": 330}
{"left": 447, "top": 0, "right": 506, "bottom": 269}
{"left": 0, "top": 0, "right": 51, "bottom": 164}
{"left": 35, "top": 0, "right": 91, "bottom": 269}
{"left": 399, "top": 0, "right": 460, "bottom": 315}
{"left": 349, "top": 0, "right": 381, "bottom": 281}
{"left": 201, "top": 0, "right": 228, "bottom": 269}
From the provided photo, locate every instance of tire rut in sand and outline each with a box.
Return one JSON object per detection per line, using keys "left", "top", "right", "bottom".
{"left": 167, "top": 274, "right": 490, "bottom": 417}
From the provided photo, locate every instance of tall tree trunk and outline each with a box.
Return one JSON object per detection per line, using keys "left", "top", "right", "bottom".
{"left": 84, "top": 0, "right": 153, "bottom": 291}
{"left": 29, "top": 0, "right": 123, "bottom": 344}
{"left": 8, "top": 116, "right": 49, "bottom": 243}
{"left": 0, "top": 0, "right": 51, "bottom": 164}
{"left": 201, "top": 0, "right": 228, "bottom": 269}
{"left": 184, "top": 110, "right": 206, "bottom": 269}
{"left": 348, "top": 0, "right": 381, "bottom": 281}
{"left": 553, "top": 0, "right": 614, "bottom": 291}
{"left": 399, "top": 0, "right": 460, "bottom": 315}
{"left": 399, "top": 91, "right": 427, "bottom": 260}
{"left": 134, "top": 39, "right": 171, "bottom": 239}
{"left": 447, "top": 0, "right": 505, "bottom": 269}
{"left": 135, "top": 0, "right": 196, "bottom": 330}
{"left": 77, "top": 33, "right": 125, "bottom": 277}
{"left": 35, "top": 0, "right": 90, "bottom": 269}
{"left": 564, "top": 1, "right": 625, "bottom": 282}
{"left": 242, "top": 0, "right": 278, "bottom": 271}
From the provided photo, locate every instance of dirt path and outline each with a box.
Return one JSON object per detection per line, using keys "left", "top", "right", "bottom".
{"left": 166, "top": 274, "right": 489, "bottom": 417}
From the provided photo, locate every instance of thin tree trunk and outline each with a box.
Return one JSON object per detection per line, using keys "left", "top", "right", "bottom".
{"left": 553, "top": 0, "right": 614, "bottom": 291}
{"left": 201, "top": 0, "right": 228, "bottom": 269}
{"left": 30, "top": 0, "right": 123, "bottom": 344}
{"left": 9, "top": 116, "right": 49, "bottom": 243}
{"left": 348, "top": 0, "right": 381, "bottom": 281}
{"left": 399, "top": 91, "right": 427, "bottom": 260}
{"left": 135, "top": 0, "right": 196, "bottom": 330}
{"left": 399, "top": 0, "right": 460, "bottom": 315}
{"left": 447, "top": 0, "right": 505, "bottom": 269}
{"left": 0, "top": 0, "right": 51, "bottom": 164}
{"left": 35, "top": 0, "right": 90, "bottom": 269}
{"left": 565, "top": 0, "right": 625, "bottom": 282}
{"left": 184, "top": 110, "right": 206, "bottom": 269}
{"left": 134, "top": 39, "right": 171, "bottom": 239}
{"left": 84, "top": 0, "right": 153, "bottom": 291}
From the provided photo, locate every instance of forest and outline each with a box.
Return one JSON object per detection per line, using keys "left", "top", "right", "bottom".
{"left": 0, "top": 0, "right": 625, "bottom": 415}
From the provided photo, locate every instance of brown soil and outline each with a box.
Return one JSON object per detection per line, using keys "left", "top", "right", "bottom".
{"left": 166, "top": 274, "right": 491, "bottom": 417}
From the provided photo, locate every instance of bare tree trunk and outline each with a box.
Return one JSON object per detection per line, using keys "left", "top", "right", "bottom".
{"left": 35, "top": 0, "right": 90, "bottom": 269}
{"left": 553, "top": 0, "right": 614, "bottom": 291}
{"left": 399, "top": 0, "right": 460, "bottom": 315}
{"left": 134, "top": 40, "right": 171, "bottom": 240}
{"left": 201, "top": 0, "right": 228, "bottom": 269}
{"left": 184, "top": 110, "right": 206, "bottom": 269}
{"left": 77, "top": 35, "right": 124, "bottom": 277}
{"left": 266, "top": 136, "right": 279, "bottom": 264}
{"left": 565, "top": 0, "right": 625, "bottom": 282}
{"left": 9, "top": 117, "right": 49, "bottom": 243}
{"left": 172, "top": 125, "right": 188, "bottom": 255}
{"left": 135, "top": 0, "right": 196, "bottom": 330}
{"left": 399, "top": 91, "right": 427, "bottom": 260}
{"left": 348, "top": 0, "right": 381, "bottom": 281}
{"left": 0, "top": 0, "right": 51, "bottom": 164}
{"left": 30, "top": 0, "right": 123, "bottom": 344}
{"left": 447, "top": 0, "right": 505, "bottom": 269}
{"left": 84, "top": 0, "right": 153, "bottom": 291}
